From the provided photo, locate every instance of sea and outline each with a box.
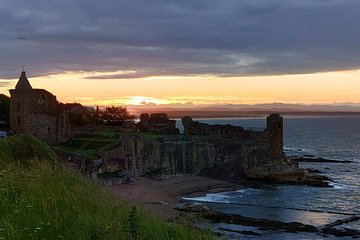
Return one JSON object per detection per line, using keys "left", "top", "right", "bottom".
{"left": 178, "top": 115, "right": 360, "bottom": 239}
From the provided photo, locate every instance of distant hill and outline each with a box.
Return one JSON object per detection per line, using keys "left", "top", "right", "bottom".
{"left": 127, "top": 102, "right": 360, "bottom": 118}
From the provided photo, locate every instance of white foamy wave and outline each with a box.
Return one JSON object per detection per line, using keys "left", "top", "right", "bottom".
{"left": 283, "top": 147, "right": 317, "bottom": 156}
{"left": 183, "top": 192, "right": 232, "bottom": 203}
{"left": 183, "top": 189, "right": 254, "bottom": 203}
{"left": 328, "top": 182, "right": 346, "bottom": 189}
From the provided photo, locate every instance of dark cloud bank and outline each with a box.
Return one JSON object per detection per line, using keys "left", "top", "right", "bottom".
{"left": 1, "top": 0, "right": 360, "bottom": 79}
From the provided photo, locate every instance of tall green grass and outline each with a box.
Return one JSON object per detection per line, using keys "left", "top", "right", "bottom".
{"left": 0, "top": 135, "right": 214, "bottom": 240}
{"left": 0, "top": 135, "right": 58, "bottom": 164}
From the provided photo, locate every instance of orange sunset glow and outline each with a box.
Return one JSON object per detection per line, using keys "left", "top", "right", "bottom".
{"left": 1, "top": 2, "right": 360, "bottom": 239}
{"left": 1, "top": 69, "right": 360, "bottom": 107}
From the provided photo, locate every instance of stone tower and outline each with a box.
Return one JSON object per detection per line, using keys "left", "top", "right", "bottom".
{"left": 9, "top": 71, "right": 33, "bottom": 135}
{"left": 266, "top": 113, "right": 284, "bottom": 161}
{"left": 9, "top": 71, "right": 70, "bottom": 142}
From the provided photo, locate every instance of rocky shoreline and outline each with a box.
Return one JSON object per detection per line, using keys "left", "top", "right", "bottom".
{"left": 56, "top": 134, "right": 358, "bottom": 238}
{"left": 202, "top": 210, "right": 360, "bottom": 238}
{"left": 104, "top": 152, "right": 360, "bottom": 239}
{"left": 106, "top": 171, "right": 360, "bottom": 239}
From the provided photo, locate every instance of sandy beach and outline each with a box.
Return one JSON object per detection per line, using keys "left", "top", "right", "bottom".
{"left": 109, "top": 176, "right": 241, "bottom": 219}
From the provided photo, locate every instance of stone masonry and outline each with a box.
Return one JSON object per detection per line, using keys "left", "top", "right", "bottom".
{"left": 9, "top": 71, "right": 71, "bottom": 142}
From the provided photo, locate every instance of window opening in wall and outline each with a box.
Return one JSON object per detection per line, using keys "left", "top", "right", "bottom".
{"left": 48, "top": 127, "right": 51, "bottom": 134}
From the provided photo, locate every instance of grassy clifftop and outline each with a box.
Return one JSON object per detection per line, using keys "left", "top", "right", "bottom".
{"left": 0, "top": 135, "right": 58, "bottom": 164}
{"left": 0, "top": 135, "right": 213, "bottom": 240}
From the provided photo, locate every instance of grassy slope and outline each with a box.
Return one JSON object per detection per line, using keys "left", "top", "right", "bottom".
{"left": 58, "top": 131, "right": 166, "bottom": 160}
{"left": 58, "top": 130, "right": 221, "bottom": 161}
{"left": 0, "top": 135, "right": 213, "bottom": 240}
{"left": 59, "top": 132, "right": 121, "bottom": 160}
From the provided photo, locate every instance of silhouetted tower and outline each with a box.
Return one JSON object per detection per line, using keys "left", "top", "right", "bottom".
{"left": 266, "top": 113, "right": 284, "bottom": 161}
{"left": 9, "top": 71, "right": 70, "bottom": 142}
{"left": 9, "top": 71, "right": 33, "bottom": 134}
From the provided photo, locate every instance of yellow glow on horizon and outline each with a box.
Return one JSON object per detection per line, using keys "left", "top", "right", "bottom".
{"left": 1, "top": 69, "right": 360, "bottom": 106}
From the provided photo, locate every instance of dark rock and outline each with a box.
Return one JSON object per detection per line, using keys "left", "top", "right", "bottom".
{"left": 321, "top": 227, "right": 360, "bottom": 237}
{"left": 174, "top": 202, "right": 210, "bottom": 212}
{"left": 204, "top": 211, "right": 317, "bottom": 233}
{"left": 291, "top": 157, "right": 353, "bottom": 163}
{"left": 324, "top": 215, "right": 360, "bottom": 228}
{"left": 152, "top": 201, "right": 168, "bottom": 206}
{"left": 218, "top": 227, "right": 260, "bottom": 236}
{"left": 306, "top": 168, "right": 323, "bottom": 174}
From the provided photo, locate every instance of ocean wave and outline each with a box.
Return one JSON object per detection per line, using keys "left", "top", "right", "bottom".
{"left": 283, "top": 146, "right": 317, "bottom": 156}
{"left": 328, "top": 182, "right": 346, "bottom": 189}
{"left": 183, "top": 193, "right": 232, "bottom": 203}
{"left": 183, "top": 189, "right": 255, "bottom": 204}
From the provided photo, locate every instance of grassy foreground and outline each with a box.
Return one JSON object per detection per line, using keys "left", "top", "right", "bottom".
{"left": 0, "top": 135, "right": 214, "bottom": 240}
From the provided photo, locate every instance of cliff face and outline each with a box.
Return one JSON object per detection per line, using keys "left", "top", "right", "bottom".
{"left": 100, "top": 133, "right": 276, "bottom": 180}
{"left": 96, "top": 114, "right": 320, "bottom": 185}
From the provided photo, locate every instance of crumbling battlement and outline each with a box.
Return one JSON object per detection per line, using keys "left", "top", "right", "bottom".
{"left": 137, "top": 113, "right": 179, "bottom": 134}
{"left": 182, "top": 116, "right": 246, "bottom": 136}
{"left": 182, "top": 114, "right": 283, "bottom": 162}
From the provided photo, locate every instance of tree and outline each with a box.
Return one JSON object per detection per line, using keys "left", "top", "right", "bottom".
{"left": 0, "top": 94, "right": 10, "bottom": 129}
{"left": 100, "top": 106, "right": 135, "bottom": 126}
{"left": 68, "top": 112, "right": 89, "bottom": 126}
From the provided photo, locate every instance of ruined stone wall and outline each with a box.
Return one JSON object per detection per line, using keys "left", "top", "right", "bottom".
{"left": 182, "top": 116, "right": 247, "bottom": 136}
{"left": 99, "top": 114, "right": 284, "bottom": 178}
{"left": 10, "top": 89, "right": 71, "bottom": 142}
{"left": 27, "top": 90, "right": 58, "bottom": 142}
{"left": 9, "top": 90, "right": 32, "bottom": 134}
{"left": 29, "top": 115, "right": 57, "bottom": 142}
{"left": 137, "top": 113, "right": 180, "bottom": 134}
{"left": 183, "top": 114, "right": 284, "bottom": 162}
{"left": 56, "top": 105, "right": 72, "bottom": 143}
{"left": 266, "top": 113, "right": 283, "bottom": 161}
{"left": 100, "top": 134, "right": 271, "bottom": 178}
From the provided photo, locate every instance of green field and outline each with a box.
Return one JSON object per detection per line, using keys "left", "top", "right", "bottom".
{"left": 0, "top": 135, "right": 214, "bottom": 240}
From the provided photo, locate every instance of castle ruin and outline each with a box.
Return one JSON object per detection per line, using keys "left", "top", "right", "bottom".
{"left": 9, "top": 71, "right": 71, "bottom": 142}
{"left": 9, "top": 71, "right": 311, "bottom": 184}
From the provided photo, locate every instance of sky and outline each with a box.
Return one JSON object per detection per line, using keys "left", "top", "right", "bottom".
{"left": 1, "top": 0, "right": 360, "bottom": 106}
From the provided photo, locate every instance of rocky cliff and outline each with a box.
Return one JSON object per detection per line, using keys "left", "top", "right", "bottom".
{"left": 95, "top": 114, "right": 328, "bottom": 186}
{"left": 99, "top": 134, "right": 272, "bottom": 178}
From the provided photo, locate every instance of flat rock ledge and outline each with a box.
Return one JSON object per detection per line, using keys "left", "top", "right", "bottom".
{"left": 244, "top": 163, "right": 330, "bottom": 187}
{"left": 174, "top": 202, "right": 210, "bottom": 212}
{"left": 204, "top": 211, "right": 360, "bottom": 238}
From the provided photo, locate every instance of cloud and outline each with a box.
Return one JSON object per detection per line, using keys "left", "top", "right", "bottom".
{"left": 1, "top": 0, "right": 360, "bottom": 79}
{"left": 0, "top": 80, "right": 12, "bottom": 88}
